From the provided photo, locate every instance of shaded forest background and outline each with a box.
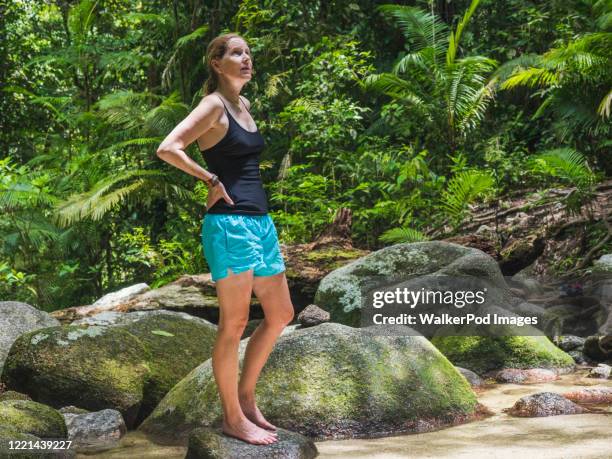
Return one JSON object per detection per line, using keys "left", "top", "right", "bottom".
{"left": 1, "top": 0, "right": 610, "bottom": 311}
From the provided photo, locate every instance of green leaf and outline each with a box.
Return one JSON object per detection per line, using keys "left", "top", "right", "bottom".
{"left": 151, "top": 330, "right": 175, "bottom": 337}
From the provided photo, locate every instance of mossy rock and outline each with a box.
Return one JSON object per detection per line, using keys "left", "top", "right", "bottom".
{"left": 139, "top": 322, "right": 479, "bottom": 445}
{"left": 0, "top": 400, "right": 67, "bottom": 439}
{"left": 3, "top": 311, "right": 218, "bottom": 428}
{"left": 74, "top": 310, "right": 218, "bottom": 424}
{"left": 2, "top": 324, "right": 149, "bottom": 428}
{"left": 0, "top": 391, "right": 32, "bottom": 402}
{"left": 430, "top": 334, "right": 575, "bottom": 375}
{"left": 186, "top": 427, "right": 317, "bottom": 459}
{"left": 0, "top": 301, "right": 60, "bottom": 376}
{"left": 0, "top": 426, "right": 57, "bottom": 459}
{"left": 314, "top": 241, "right": 512, "bottom": 327}
{"left": 302, "top": 247, "right": 367, "bottom": 271}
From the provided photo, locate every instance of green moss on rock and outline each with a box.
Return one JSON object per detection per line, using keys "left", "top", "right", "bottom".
{"left": 2, "top": 324, "right": 150, "bottom": 428}
{"left": 430, "top": 335, "right": 575, "bottom": 375}
{"left": 0, "top": 391, "right": 31, "bottom": 402}
{"left": 1, "top": 311, "right": 218, "bottom": 429}
{"left": 113, "top": 311, "right": 217, "bottom": 424}
{"left": 0, "top": 400, "right": 67, "bottom": 438}
{"left": 140, "top": 323, "right": 478, "bottom": 444}
{"left": 314, "top": 242, "right": 509, "bottom": 327}
{"left": 0, "top": 426, "right": 57, "bottom": 459}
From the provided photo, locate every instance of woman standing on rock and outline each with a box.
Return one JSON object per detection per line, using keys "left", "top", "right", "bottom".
{"left": 155, "top": 32, "right": 294, "bottom": 445}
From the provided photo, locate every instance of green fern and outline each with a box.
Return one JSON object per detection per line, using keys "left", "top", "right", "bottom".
{"left": 440, "top": 170, "right": 495, "bottom": 223}
{"left": 530, "top": 148, "right": 597, "bottom": 190}
{"left": 379, "top": 226, "right": 429, "bottom": 243}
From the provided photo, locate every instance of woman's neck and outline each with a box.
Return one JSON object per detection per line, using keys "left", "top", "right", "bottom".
{"left": 216, "top": 80, "right": 244, "bottom": 106}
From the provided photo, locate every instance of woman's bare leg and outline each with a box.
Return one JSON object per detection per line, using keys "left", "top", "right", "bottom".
{"left": 239, "top": 271, "right": 295, "bottom": 430}
{"left": 213, "top": 268, "right": 278, "bottom": 445}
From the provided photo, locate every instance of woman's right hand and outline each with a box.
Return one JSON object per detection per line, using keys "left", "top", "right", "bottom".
{"left": 206, "top": 181, "right": 235, "bottom": 210}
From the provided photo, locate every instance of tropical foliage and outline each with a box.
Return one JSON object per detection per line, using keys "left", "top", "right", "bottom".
{"left": 1, "top": 0, "right": 610, "bottom": 310}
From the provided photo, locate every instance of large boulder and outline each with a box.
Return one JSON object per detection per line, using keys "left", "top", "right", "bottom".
{"left": 430, "top": 334, "right": 575, "bottom": 375}
{"left": 72, "top": 310, "right": 218, "bottom": 420}
{"left": 314, "top": 241, "right": 517, "bottom": 328}
{"left": 2, "top": 310, "right": 217, "bottom": 428}
{"left": 0, "top": 301, "right": 60, "bottom": 375}
{"left": 0, "top": 399, "right": 67, "bottom": 438}
{"left": 139, "top": 322, "right": 480, "bottom": 445}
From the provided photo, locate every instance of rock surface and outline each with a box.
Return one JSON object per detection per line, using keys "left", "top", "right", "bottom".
{"left": 0, "top": 399, "right": 68, "bottom": 438}
{"left": 62, "top": 408, "right": 126, "bottom": 453}
{"left": 314, "top": 241, "right": 514, "bottom": 327}
{"left": 492, "top": 368, "right": 559, "bottom": 384}
{"left": 139, "top": 322, "right": 480, "bottom": 444}
{"left": 185, "top": 427, "right": 318, "bottom": 459}
{"left": 562, "top": 387, "right": 612, "bottom": 403}
{"left": 456, "top": 367, "right": 485, "bottom": 388}
{"left": 583, "top": 335, "right": 612, "bottom": 362}
{"left": 0, "top": 390, "right": 32, "bottom": 402}
{"left": 50, "top": 275, "right": 220, "bottom": 323}
{"left": 297, "top": 304, "right": 330, "bottom": 327}
{"left": 431, "top": 335, "right": 575, "bottom": 375}
{"left": 593, "top": 254, "right": 612, "bottom": 273}
{"left": 0, "top": 301, "right": 60, "bottom": 374}
{"left": 505, "top": 392, "right": 586, "bottom": 417}
{"left": 553, "top": 335, "right": 586, "bottom": 351}
{"left": 2, "top": 310, "right": 217, "bottom": 428}
{"left": 587, "top": 364, "right": 611, "bottom": 379}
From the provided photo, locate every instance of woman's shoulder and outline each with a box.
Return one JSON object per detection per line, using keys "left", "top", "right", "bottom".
{"left": 239, "top": 95, "right": 251, "bottom": 111}
{"left": 201, "top": 92, "right": 226, "bottom": 108}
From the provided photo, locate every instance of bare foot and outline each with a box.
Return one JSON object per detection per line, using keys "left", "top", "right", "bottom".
{"left": 239, "top": 396, "right": 277, "bottom": 431}
{"left": 222, "top": 416, "right": 278, "bottom": 445}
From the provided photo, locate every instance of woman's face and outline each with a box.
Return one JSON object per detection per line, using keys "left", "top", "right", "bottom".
{"left": 214, "top": 37, "right": 253, "bottom": 81}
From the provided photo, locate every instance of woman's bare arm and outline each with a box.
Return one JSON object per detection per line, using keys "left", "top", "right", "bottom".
{"left": 156, "top": 95, "right": 224, "bottom": 184}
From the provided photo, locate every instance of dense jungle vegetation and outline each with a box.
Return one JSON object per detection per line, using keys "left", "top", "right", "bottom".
{"left": 1, "top": 0, "right": 610, "bottom": 310}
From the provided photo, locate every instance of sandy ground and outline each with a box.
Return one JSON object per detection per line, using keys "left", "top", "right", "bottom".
{"left": 316, "top": 369, "right": 612, "bottom": 459}
{"left": 80, "top": 369, "right": 611, "bottom": 459}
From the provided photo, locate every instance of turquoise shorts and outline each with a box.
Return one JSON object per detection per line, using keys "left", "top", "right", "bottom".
{"left": 201, "top": 213, "right": 286, "bottom": 282}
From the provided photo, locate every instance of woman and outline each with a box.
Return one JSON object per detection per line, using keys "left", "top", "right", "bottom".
{"left": 156, "top": 32, "right": 294, "bottom": 445}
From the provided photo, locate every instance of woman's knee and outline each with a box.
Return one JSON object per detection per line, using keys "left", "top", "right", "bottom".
{"left": 217, "top": 318, "right": 249, "bottom": 339}
{"left": 266, "top": 305, "right": 294, "bottom": 327}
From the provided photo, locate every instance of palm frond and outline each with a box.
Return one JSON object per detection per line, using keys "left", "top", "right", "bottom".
{"left": 500, "top": 67, "right": 559, "bottom": 90}
{"left": 446, "top": 0, "right": 481, "bottom": 65}
{"left": 277, "top": 152, "right": 292, "bottom": 181}
{"left": 54, "top": 169, "right": 172, "bottom": 226}
{"left": 68, "top": 0, "right": 99, "bottom": 40}
{"left": 492, "top": 53, "right": 543, "bottom": 81}
{"left": 362, "top": 73, "right": 427, "bottom": 108}
{"left": 143, "top": 91, "right": 189, "bottom": 135}
{"left": 457, "top": 76, "right": 499, "bottom": 134}
{"left": 598, "top": 88, "right": 612, "bottom": 118}
{"left": 175, "top": 25, "right": 209, "bottom": 49}
{"left": 377, "top": 4, "right": 449, "bottom": 55}
{"left": 265, "top": 70, "right": 291, "bottom": 98}
{"left": 99, "top": 51, "right": 155, "bottom": 72}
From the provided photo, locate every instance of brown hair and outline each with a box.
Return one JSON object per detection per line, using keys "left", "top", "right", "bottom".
{"left": 203, "top": 32, "right": 246, "bottom": 95}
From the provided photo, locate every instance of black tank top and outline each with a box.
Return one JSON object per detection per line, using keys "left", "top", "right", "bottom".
{"left": 200, "top": 94, "right": 268, "bottom": 215}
